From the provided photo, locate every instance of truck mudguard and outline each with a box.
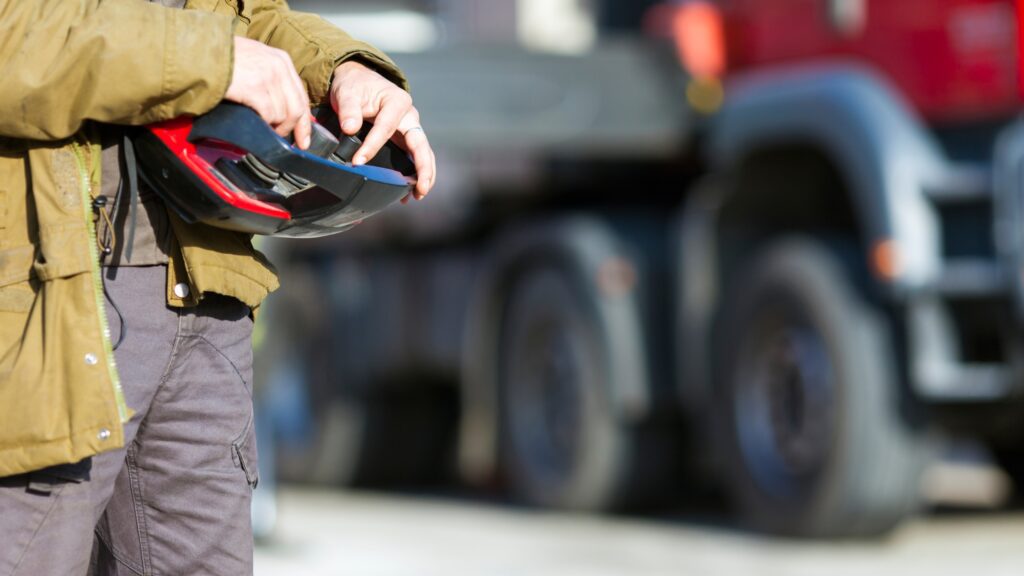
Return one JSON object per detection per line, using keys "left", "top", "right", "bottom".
{"left": 675, "top": 63, "right": 967, "bottom": 418}
{"left": 708, "top": 62, "right": 952, "bottom": 289}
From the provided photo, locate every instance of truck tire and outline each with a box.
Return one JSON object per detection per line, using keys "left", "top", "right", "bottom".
{"left": 276, "top": 334, "right": 454, "bottom": 488}
{"left": 273, "top": 327, "right": 377, "bottom": 486}
{"left": 715, "top": 238, "right": 926, "bottom": 537}
{"left": 270, "top": 257, "right": 454, "bottom": 488}
{"left": 992, "top": 448, "right": 1024, "bottom": 503}
{"left": 497, "top": 264, "right": 662, "bottom": 511}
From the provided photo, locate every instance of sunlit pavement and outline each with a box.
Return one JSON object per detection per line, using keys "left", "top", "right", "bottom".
{"left": 255, "top": 486, "right": 1024, "bottom": 576}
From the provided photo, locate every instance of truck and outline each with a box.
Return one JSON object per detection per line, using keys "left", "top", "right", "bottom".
{"left": 263, "top": 0, "right": 1024, "bottom": 537}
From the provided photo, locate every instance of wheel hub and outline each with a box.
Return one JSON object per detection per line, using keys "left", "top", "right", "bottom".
{"left": 736, "top": 318, "right": 835, "bottom": 495}
{"left": 510, "top": 319, "right": 583, "bottom": 481}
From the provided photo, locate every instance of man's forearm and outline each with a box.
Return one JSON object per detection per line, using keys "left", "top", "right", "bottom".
{"left": 0, "top": 0, "right": 234, "bottom": 140}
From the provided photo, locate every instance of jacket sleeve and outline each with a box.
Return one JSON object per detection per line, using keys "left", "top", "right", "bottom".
{"left": 243, "top": 0, "right": 409, "bottom": 105}
{"left": 0, "top": 0, "right": 235, "bottom": 140}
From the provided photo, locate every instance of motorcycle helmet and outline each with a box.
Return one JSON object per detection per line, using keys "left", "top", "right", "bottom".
{"left": 132, "top": 102, "right": 416, "bottom": 238}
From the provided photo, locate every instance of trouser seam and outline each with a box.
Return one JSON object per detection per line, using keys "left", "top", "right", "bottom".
{"left": 192, "top": 334, "right": 255, "bottom": 449}
{"left": 126, "top": 444, "right": 153, "bottom": 576}
{"left": 126, "top": 312, "right": 189, "bottom": 576}
{"left": 8, "top": 485, "right": 63, "bottom": 576}
{"left": 106, "top": 292, "right": 182, "bottom": 576}
{"left": 194, "top": 333, "right": 252, "bottom": 395}
{"left": 132, "top": 309, "right": 186, "bottom": 446}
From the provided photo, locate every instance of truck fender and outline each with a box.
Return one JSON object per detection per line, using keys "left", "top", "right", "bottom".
{"left": 457, "top": 216, "right": 651, "bottom": 484}
{"left": 675, "top": 63, "right": 956, "bottom": 422}
{"left": 709, "top": 62, "right": 949, "bottom": 288}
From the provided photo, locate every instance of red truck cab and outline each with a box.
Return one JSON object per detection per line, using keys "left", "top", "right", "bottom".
{"left": 734, "top": 0, "right": 1020, "bottom": 123}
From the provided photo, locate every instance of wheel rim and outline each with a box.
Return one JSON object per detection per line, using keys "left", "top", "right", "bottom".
{"left": 507, "top": 313, "right": 585, "bottom": 489}
{"left": 734, "top": 304, "right": 836, "bottom": 500}
{"left": 500, "top": 265, "right": 613, "bottom": 503}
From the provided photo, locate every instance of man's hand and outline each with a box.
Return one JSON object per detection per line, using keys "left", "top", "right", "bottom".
{"left": 330, "top": 61, "right": 436, "bottom": 200}
{"left": 225, "top": 37, "right": 312, "bottom": 150}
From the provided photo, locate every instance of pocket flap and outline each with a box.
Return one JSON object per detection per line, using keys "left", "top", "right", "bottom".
{"left": 33, "top": 222, "right": 94, "bottom": 281}
{"left": 0, "top": 245, "right": 36, "bottom": 287}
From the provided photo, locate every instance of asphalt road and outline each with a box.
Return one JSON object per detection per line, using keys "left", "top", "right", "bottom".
{"left": 254, "top": 486, "right": 1024, "bottom": 576}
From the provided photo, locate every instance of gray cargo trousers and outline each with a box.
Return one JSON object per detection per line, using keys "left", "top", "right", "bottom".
{"left": 0, "top": 265, "right": 259, "bottom": 575}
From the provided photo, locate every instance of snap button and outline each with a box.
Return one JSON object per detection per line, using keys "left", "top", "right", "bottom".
{"left": 97, "top": 428, "right": 111, "bottom": 441}
{"left": 84, "top": 353, "right": 98, "bottom": 366}
{"left": 173, "top": 283, "right": 191, "bottom": 299}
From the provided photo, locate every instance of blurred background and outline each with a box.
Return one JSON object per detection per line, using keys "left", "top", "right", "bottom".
{"left": 253, "top": 0, "right": 1024, "bottom": 573}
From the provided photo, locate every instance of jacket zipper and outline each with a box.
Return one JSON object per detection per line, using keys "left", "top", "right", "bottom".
{"left": 70, "top": 141, "right": 129, "bottom": 423}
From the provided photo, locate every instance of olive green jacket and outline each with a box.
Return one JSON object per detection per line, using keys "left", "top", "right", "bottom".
{"left": 0, "top": 0, "right": 406, "bottom": 477}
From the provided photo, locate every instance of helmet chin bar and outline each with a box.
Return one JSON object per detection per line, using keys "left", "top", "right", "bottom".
{"left": 133, "top": 103, "right": 416, "bottom": 238}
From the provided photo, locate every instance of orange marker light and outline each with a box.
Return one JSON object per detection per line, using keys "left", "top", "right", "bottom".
{"left": 871, "top": 239, "right": 900, "bottom": 281}
{"left": 670, "top": 1, "right": 727, "bottom": 80}
{"left": 647, "top": 2, "right": 727, "bottom": 113}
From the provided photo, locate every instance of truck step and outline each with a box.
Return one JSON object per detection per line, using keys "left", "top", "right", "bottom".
{"left": 925, "top": 259, "right": 1006, "bottom": 298}
{"left": 923, "top": 164, "right": 991, "bottom": 204}
{"left": 916, "top": 362, "right": 1020, "bottom": 402}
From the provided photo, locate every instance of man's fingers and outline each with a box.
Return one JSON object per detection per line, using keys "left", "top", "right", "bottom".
{"left": 280, "top": 79, "right": 310, "bottom": 147}
{"left": 334, "top": 93, "right": 364, "bottom": 136}
{"left": 328, "top": 60, "right": 436, "bottom": 198}
{"left": 394, "top": 110, "right": 435, "bottom": 198}
{"left": 269, "top": 52, "right": 309, "bottom": 145}
{"left": 352, "top": 92, "right": 409, "bottom": 165}
{"left": 280, "top": 51, "right": 311, "bottom": 148}
{"left": 293, "top": 114, "right": 312, "bottom": 150}
{"left": 268, "top": 94, "right": 289, "bottom": 137}
{"left": 331, "top": 61, "right": 372, "bottom": 136}
{"left": 264, "top": 60, "right": 292, "bottom": 136}
{"left": 226, "top": 39, "right": 312, "bottom": 143}
{"left": 264, "top": 84, "right": 289, "bottom": 136}
{"left": 403, "top": 127, "right": 435, "bottom": 199}
{"left": 280, "top": 49, "right": 308, "bottom": 106}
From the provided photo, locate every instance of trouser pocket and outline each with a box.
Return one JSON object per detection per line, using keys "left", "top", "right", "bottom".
{"left": 232, "top": 419, "right": 259, "bottom": 489}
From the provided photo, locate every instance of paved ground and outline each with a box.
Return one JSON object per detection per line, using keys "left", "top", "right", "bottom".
{"left": 254, "top": 486, "right": 1024, "bottom": 576}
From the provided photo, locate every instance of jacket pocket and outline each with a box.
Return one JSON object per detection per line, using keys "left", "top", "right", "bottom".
{"left": 0, "top": 245, "right": 36, "bottom": 291}
{"left": 0, "top": 282, "right": 34, "bottom": 314}
{"left": 0, "top": 247, "right": 36, "bottom": 380}
{"left": 32, "top": 222, "right": 93, "bottom": 282}
{"left": 0, "top": 244, "right": 36, "bottom": 327}
{"left": 0, "top": 280, "right": 33, "bottom": 380}
{"left": 0, "top": 149, "right": 28, "bottom": 235}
